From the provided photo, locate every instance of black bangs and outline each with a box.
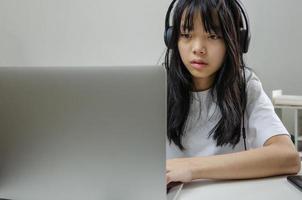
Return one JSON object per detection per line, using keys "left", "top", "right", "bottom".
{"left": 175, "top": 0, "right": 222, "bottom": 35}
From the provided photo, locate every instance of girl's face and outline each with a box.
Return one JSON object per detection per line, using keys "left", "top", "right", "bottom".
{"left": 178, "top": 12, "right": 226, "bottom": 91}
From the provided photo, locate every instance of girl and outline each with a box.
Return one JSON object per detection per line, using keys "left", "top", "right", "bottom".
{"left": 164, "top": 0, "right": 301, "bottom": 186}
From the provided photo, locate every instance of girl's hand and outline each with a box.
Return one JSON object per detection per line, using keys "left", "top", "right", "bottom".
{"left": 166, "top": 158, "right": 194, "bottom": 185}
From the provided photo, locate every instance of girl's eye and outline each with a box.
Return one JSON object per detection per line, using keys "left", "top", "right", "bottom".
{"left": 208, "top": 34, "right": 221, "bottom": 40}
{"left": 180, "top": 33, "right": 192, "bottom": 39}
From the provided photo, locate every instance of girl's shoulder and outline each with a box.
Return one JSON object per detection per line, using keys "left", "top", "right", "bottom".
{"left": 244, "top": 68, "right": 271, "bottom": 110}
{"left": 245, "top": 68, "right": 263, "bottom": 92}
{"left": 244, "top": 68, "right": 261, "bottom": 85}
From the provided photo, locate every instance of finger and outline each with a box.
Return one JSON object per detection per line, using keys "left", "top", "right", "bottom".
{"left": 166, "top": 172, "right": 179, "bottom": 185}
{"left": 166, "top": 173, "right": 170, "bottom": 184}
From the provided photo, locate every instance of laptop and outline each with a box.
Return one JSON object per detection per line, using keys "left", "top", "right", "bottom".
{"left": 0, "top": 66, "right": 166, "bottom": 200}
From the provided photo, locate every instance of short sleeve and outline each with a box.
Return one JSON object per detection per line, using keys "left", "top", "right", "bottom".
{"left": 246, "top": 76, "right": 289, "bottom": 148}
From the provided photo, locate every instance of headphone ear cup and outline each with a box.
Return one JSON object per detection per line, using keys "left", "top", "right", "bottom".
{"left": 239, "top": 28, "right": 250, "bottom": 53}
{"left": 164, "top": 26, "right": 173, "bottom": 49}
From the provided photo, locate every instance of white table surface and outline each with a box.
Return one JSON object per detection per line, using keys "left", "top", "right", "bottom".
{"left": 177, "top": 162, "right": 302, "bottom": 200}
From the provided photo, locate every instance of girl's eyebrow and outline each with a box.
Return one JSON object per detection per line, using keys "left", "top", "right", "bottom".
{"left": 208, "top": 24, "right": 222, "bottom": 34}
{"left": 180, "top": 24, "right": 190, "bottom": 31}
{"left": 180, "top": 24, "right": 222, "bottom": 35}
{"left": 212, "top": 24, "right": 220, "bottom": 30}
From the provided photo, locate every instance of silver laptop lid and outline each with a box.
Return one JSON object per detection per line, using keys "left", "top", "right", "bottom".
{"left": 0, "top": 66, "right": 166, "bottom": 200}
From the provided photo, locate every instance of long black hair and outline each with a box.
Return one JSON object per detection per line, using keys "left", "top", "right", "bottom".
{"left": 165, "top": 0, "right": 248, "bottom": 151}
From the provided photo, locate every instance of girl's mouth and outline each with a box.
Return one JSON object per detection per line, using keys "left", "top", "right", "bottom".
{"left": 190, "top": 60, "right": 208, "bottom": 69}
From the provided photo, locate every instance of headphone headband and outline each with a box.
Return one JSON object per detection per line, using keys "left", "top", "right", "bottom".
{"left": 164, "top": 0, "right": 177, "bottom": 48}
{"left": 164, "top": 0, "right": 251, "bottom": 53}
{"left": 165, "top": 0, "right": 177, "bottom": 31}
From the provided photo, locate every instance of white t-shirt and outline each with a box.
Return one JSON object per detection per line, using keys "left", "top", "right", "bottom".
{"left": 166, "top": 70, "right": 289, "bottom": 159}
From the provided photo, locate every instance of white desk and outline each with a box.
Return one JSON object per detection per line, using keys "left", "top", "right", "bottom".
{"left": 177, "top": 162, "right": 302, "bottom": 200}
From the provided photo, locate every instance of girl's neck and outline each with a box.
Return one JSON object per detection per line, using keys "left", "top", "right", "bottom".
{"left": 192, "top": 75, "right": 215, "bottom": 92}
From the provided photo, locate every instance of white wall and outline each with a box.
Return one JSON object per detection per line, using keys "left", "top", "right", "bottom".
{"left": 0, "top": 0, "right": 170, "bottom": 66}
{"left": 0, "top": 0, "right": 301, "bottom": 133}
{"left": 242, "top": 0, "right": 302, "bottom": 95}
{"left": 242, "top": 0, "right": 302, "bottom": 133}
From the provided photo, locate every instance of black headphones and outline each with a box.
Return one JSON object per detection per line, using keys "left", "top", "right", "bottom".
{"left": 164, "top": 0, "right": 251, "bottom": 54}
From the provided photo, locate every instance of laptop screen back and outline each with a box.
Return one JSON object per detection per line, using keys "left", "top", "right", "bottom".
{"left": 0, "top": 66, "right": 166, "bottom": 200}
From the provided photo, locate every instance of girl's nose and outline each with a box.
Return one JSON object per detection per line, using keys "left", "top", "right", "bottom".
{"left": 192, "top": 38, "right": 206, "bottom": 55}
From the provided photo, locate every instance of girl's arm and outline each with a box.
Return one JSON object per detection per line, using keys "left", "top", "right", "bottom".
{"left": 166, "top": 135, "right": 301, "bottom": 184}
